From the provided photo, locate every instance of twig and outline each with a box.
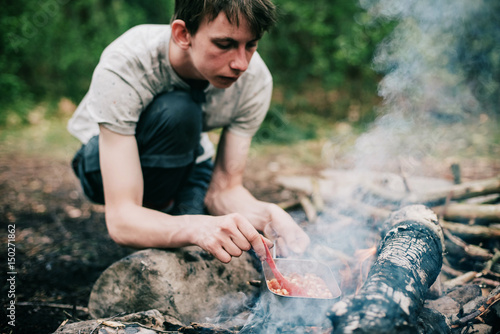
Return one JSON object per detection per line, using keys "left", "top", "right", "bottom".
{"left": 122, "top": 322, "right": 176, "bottom": 333}
{"left": 17, "top": 301, "right": 89, "bottom": 313}
{"left": 441, "top": 264, "right": 465, "bottom": 278}
{"left": 89, "top": 312, "right": 127, "bottom": 334}
{"left": 451, "top": 163, "right": 461, "bottom": 185}
{"left": 433, "top": 203, "right": 500, "bottom": 223}
{"left": 443, "top": 271, "right": 478, "bottom": 290}
{"left": 277, "top": 198, "right": 300, "bottom": 211}
{"left": 481, "top": 249, "right": 500, "bottom": 275}
{"left": 299, "top": 194, "right": 317, "bottom": 223}
{"left": 398, "top": 157, "right": 412, "bottom": 193}
{"left": 472, "top": 277, "right": 500, "bottom": 287}
{"left": 443, "top": 229, "right": 493, "bottom": 260}
{"left": 441, "top": 220, "right": 500, "bottom": 239}
{"left": 311, "top": 177, "right": 324, "bottom": 213}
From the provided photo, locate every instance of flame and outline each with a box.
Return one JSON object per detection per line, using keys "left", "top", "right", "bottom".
{"left": 354, "top": 246, "right": 377, "bottom": 294}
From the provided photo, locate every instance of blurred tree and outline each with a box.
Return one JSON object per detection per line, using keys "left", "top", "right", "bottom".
{"left": 0, "top": 0, "right": 173, "bottom": 124}
{"left": 0, "top": 0, "right": 392, "bottom": 126}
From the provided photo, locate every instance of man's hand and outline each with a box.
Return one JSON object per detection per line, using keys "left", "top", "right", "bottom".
{"left": 264, "top": 203, "right": 310, "bottom": 257}
{"left": 192, "top": 213, "right": 273, "bottom": 263}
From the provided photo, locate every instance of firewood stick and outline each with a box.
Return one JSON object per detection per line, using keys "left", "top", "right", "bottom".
{"left": 433, "top": 203, "right": 500, "bottom": 223}
{"left": 311, "top": 177, "right": 325, "bottom": 213}
{"left": 361, "top": 177, "right": 500, "bottom": 207}
{"left": 328, "top": 205, "right": 444, "bottom": 333}
{"left": 299, "top": 194, "right": 317, "bottom": 223}
{"left": 17, "top": 301, "right": 89, "bottom": 313}
{"left": 443, "top": 229, "right": 493, "bottom": 260}
{"left": 442, "top": 271, "right": 478, "bottom": 290}
{"left": 473, "top": 277, "right": 500, "bottom": 287}
{"left": 481, "top": 250, "right": 500, "bottom": 276}
{"left": 277, "top": 198, "right": 301, "bottom": 211}
{"left": 441, "top": 220, "right": 500, "bottom": 239}
{"left": 465, "top": 193, "right": 500, "bottom": 205}
{"left": 441, "top": 264, "right": 465, "bottom": 278}
{"left": 406, "top": 176, "right": 500, "bottom": 206}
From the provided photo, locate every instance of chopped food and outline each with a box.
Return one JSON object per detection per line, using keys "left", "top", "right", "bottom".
{"left": 267, "top": 273, "right": 333, "bottom": 298}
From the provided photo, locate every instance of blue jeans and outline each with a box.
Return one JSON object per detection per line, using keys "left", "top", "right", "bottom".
{"left": 71, "top": 90, "right": 213, "bottom": 215}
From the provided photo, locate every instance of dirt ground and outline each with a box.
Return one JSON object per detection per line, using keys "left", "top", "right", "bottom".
{"left": 0, "top": 118, "right": 499, "bottom": 334}
{"left": 0, "top": 144, "right": 325, "bottom": 334}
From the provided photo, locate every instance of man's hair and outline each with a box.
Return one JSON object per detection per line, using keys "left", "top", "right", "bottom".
{"left": 171, "top": 0, "right": 277, "bottom": 38}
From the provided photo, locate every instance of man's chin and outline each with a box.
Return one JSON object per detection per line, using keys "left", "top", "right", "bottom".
{"left": 211, "top": 76, "right": 238, "bottom": 89}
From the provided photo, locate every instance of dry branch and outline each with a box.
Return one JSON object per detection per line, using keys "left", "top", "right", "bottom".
{"left": 441, "top": 220, "right": 500, "bottom": 239}
{"left": 443, "top": 229, "right": 493, "bottom": 260}
{"left": 299, "top": 194, "right": 317, "bottom": 223}
{"left": 328, "top": 205, "right": 444, "bottom": 333}
{"left": 442, "top": 271, "right": 478, "bottom": 291}
{"left": 433, "top": 203, "right": 500, "bottom": 223}
{"left": 360, "top": 177, "right": 500, "bottom": 207}
{"left": 406, "top": 177, "right": 500, "bottom": 206}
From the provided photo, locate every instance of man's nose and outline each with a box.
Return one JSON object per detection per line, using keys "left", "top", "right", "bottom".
{"left": 230, "top": 47, "right": 250, "bottom": 72}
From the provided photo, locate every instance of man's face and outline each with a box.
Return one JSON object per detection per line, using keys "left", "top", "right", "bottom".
{"left": 188, "top": 12, "right": 259, "bottom": 89}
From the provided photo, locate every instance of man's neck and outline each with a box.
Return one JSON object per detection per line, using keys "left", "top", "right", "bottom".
{"left": 169, "top": 38, "right": 207, "bottom": 88}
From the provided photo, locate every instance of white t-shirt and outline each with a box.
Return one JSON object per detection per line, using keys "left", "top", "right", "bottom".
{"left": 67, "top": 24, "right": 273, "bottom": 163}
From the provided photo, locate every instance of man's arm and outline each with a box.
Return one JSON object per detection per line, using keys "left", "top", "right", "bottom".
{"left": 205, "top": 130, "right": 310, "bottom": 255}
{"left": 98, "top": 125, "right": 270, "bottom": 263}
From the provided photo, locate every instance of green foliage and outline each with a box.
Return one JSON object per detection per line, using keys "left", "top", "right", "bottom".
{"left": 258, "top": 0, "right": 394, "bottom": 89}
{"left": 253, "top": 104, "right": 317, "bottom": 144}
{"left": 0, "top": 0, "right": 393, "bottom": 126}
{"left": 0, "top": 0, "right": 174, "bottom": 125}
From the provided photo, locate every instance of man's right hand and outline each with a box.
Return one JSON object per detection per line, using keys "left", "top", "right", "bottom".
{"left": 192, "top": 213, "right": 273, "bottom": 263}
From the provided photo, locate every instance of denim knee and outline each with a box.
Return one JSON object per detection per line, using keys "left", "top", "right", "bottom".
{"left": 136, "top": 90, "right": 203, "bottom": 167}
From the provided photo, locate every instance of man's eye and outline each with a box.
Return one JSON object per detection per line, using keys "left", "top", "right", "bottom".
{"left": 215, "top": 42, "right": 231, "bottom": 49}
{"left": 247, "top": 42, "right": 258, "bottom": 50}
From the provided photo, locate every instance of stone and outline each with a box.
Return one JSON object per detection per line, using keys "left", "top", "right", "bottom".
{"left": 88, "top": 247, "right": 262, "bottom": 324}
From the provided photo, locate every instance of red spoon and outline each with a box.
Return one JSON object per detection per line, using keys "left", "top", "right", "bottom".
{"left": 260, "top": 236, "right": 308, "bottom": 297}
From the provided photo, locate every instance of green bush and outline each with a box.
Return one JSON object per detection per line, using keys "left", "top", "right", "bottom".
{"left": 0, "top": 0, "right": 392, "bottom": 126}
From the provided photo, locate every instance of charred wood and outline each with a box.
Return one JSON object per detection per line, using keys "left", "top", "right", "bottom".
{"left": 327, "top": 205, "right": 445, "bottom": 333}
{"left": 451, "top": 286, "right": 500, "bottom": 330}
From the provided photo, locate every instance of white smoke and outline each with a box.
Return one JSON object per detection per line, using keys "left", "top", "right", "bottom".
{"left": 348, "top": 0, "right": 499, "bottom": 176}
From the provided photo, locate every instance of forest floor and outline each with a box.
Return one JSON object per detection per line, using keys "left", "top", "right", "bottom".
{"left": 0, "top": 112, "right": 499, "bottom": 334}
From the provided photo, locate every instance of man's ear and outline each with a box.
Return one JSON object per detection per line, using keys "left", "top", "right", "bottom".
{"left": 171, "top": 19, "right": 191, "bottom": 50}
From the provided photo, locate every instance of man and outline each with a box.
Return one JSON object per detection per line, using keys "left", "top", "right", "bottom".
{"left": 68, "top": 0, "right": 310, "bottom": 264}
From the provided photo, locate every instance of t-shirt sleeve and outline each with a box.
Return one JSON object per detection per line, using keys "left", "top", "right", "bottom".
{"left": 227, "top": 78, "right": 273, "bottom": 137}
{"left": 86, "top": 58, "right": 146, "bottom": 136}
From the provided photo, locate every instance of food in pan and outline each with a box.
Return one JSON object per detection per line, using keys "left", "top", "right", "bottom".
{"left": 266, "top": 272, "right": 333, "bottom": 298}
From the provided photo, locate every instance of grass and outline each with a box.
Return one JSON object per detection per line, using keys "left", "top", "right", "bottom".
{"left": 0, "top": 100, "right": 351, "bottom": 170}
{"left": 0, "top": 115, "right": 81, "bottom": 161}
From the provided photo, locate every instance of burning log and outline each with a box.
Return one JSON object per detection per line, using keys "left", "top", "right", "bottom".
{"left": 327, "top": 205, "right": 445, "bottom": 333}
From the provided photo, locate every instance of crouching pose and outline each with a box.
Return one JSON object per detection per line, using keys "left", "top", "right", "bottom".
{"left": 68, "top": 0, "right": 310, "bottom": 264}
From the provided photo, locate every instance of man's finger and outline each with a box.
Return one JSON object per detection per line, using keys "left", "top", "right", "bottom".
{"left": 212, "top": 246, "right": 232, "bottom": 264}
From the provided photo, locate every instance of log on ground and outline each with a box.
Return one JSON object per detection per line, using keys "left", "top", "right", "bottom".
{"left": 328, "top": 205, "right": 446, "bottom": 334}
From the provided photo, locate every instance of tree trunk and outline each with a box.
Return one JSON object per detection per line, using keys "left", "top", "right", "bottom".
{"left": 328, "top": 205, "right": 446, "bottom": 334}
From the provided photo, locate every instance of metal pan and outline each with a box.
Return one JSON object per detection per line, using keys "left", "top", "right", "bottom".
{"left": 260, "top": 258, "right": 341, "bottom": 326}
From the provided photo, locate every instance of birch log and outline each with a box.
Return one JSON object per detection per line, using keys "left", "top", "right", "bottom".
{"left": 328, "top": 205, "right": 445, "bottom": 334}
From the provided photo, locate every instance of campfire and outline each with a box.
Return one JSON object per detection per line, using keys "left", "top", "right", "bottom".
{"left": 55, "top": 173, "right": 500, "bottom": 334}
